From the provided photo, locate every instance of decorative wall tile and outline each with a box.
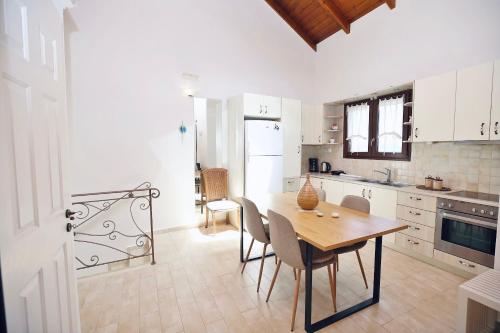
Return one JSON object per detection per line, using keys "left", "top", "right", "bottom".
{"left": 302, "top": 142, "right": 500, "bottom": 194}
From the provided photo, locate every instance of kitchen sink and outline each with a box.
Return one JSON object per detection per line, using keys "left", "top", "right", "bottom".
{"left": 359, "top": 178, "right": 409, "bottom": 188}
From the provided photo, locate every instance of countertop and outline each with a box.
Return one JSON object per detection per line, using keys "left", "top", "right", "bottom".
{"left": 303, "top": 173, "right": 499, "bottom": 207}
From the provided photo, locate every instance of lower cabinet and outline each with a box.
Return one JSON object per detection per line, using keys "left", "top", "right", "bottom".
{"left": 433, "top": 249, "right": 489, "bottom": 275}
{"left": 323, "top": 179, "right": 344, "bottom": 205}
{"left": 395, "top": 233, "right": 434, "bottom": 257}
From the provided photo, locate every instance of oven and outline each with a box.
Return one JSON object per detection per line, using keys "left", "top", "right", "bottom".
{"left": 435, "top": 198, "right": 497, "bottom": 268}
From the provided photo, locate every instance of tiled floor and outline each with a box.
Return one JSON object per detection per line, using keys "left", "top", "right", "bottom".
{"left": 78, "top": 224, "right": 465, "bottom": 333}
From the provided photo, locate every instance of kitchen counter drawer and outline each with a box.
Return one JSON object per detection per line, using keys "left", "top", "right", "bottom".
{"left": 396, "top": 205, "right": 436, "bottom": 227}
{"left": 395, "top": 233, "right": 434, "bottom": 257}
{"left": 398, "top": 219, "right": 435, "bottom": 243}
{"left": 397, "top": 192, "right": 436, "bottom": 212}
{"left": 433, "top": 250, "right": 489, "bottom": 275}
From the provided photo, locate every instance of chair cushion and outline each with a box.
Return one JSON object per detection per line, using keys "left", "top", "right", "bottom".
{"left": 331, "top": 241, "right": 367, "bottom": 255}
{"left": 299, "top": 240, "right": 336, "bottom": 269}
{"left": 206, "top": 200, "right": 240, "bottom": 212}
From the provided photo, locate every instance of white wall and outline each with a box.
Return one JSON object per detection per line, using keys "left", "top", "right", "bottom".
{"left": 65, "top": 0, "right": 314, "bottom": 231}
{"left": 313, "top": 0, "right": 500, "bottom": 103}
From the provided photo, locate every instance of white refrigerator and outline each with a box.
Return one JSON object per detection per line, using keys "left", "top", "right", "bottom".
{"left": 244, "top": 120, "right": 283, "bottom": 201}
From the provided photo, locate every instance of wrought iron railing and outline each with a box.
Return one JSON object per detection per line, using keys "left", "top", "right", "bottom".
{"left": 69, "top": 182, "right": 160, "bottom": 270}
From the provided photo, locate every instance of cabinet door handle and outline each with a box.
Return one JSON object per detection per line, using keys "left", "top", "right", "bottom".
{"left": 362, "top": 189, "right": 366, "bottom": 198}
{"left": 410, "top": 226, "right": 421, "bottom": 231}
{"left": 318, "top": 135, "right": 321, "bottom": 143}
{"left": 265, "top": 105, "right": 268, "bottom": 114}
{"left": 297, "top": 146, "right": 301, "bottom": 154}
{"left": 458, "top": 260, "right": 476, "bottom": 268}
{"left": 259, "top": 105, "right": 262, "bottom": 114}
{"left": 368, "top": 189, "right": 372, "bottom": 199}
{"left": 407, "top": 239, "right": 419, "bottom": 245}
{"left": 409, "top": 196, "right": 422, "bottom": 201}
{"left": 495, "top": 122, "right": 498, "bottom": 135}
{"left": 480, "top": 122, "right": 485, "bottom": 135}
{"left": 409, "top": 210, "right": 421, "bottom": 216}
{"left": 414, "top": 127, "right": 419, "bottom": 138}
{"left": 301, "top": 135, "right": 304, "bottom": 143}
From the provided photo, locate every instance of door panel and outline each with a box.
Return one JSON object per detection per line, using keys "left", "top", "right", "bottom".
{"left": 0, "top": 0, "right": 80, "bottom": 332}
{"left": 245, "top": 156, "right": 283, "bottom": 202}
{"left": 263, "top": 95, "right": 281, "bottom": 118}
{"left": 243, "top": 93, "right": 263, "bottom": 117}
{"left": 490, "top": 59, "right": 500, "bottom": 140}
{"left": 282, "top": 98, "right": 301, "bottom": 178}
{"left": 323, "top": 179, "right": 344, "bottom": 205}
{"left": 413, "top": 71, "right": 456, "bottom": 142}
{"left": 454, "top": 62, "right": 494, "bottom": 141}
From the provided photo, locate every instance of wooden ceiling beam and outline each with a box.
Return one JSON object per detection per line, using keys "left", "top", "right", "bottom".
{"left": 316, "top": 0, "right": 350, "bottom": 34}
{"left": 265, "top": 0, "right": 317, "bottom": 51}
{"left": 385, "top": 0, "right": 396, "bottom": 9}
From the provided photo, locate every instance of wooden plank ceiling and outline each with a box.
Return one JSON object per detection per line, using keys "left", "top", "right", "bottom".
{"left": 265, "top": 0, "right": 396, "bottom": 51}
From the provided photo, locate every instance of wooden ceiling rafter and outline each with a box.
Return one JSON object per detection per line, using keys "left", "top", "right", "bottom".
{"left": 316, "top": 0, "right": 350, "bottom": 34}
{"left": 265, "top": 0, "right": 318, "bottom": 51}
{"left": 385, "top": 0, "right": 396, "bottom": 10}
{"left": 265, "top": 0, "right": 397, "bottom": 51}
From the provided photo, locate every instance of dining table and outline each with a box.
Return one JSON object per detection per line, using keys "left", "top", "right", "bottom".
{"left": 236, "top": 192, "right": 408, "bottom": 333}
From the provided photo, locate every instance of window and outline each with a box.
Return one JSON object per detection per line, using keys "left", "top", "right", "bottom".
{"left": 343, "top": 90, "right": 412, "bottom": 161}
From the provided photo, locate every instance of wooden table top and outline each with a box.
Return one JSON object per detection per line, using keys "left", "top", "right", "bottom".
{"left": 236, "top": 193, "right": 407, "bottom": 252}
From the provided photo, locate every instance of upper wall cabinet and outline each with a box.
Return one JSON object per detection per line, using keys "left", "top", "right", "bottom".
{"left": 243, "top": 93, "right": 281, "bottom": 118}
{"left": 301, "top": 104, "right": 323, "bottom": 144}
{"left": 454, "top": 62, "right": 494, "bottom": 141}
{"left": 490, "top": 60, "right": 500, "bottom": 140}
{"left": 413, "top": 71, "right": 456, "bottom": 142}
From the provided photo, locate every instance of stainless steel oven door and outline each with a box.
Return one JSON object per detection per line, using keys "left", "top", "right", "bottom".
{"left": 435, "top": 209, "right": 497, "bottom": 268}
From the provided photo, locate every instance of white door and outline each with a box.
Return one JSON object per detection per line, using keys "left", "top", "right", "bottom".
{"left": 282, "top": 98, "right": 301, "bottom": 178}
{"left": 323, "top": 179, "right": 344, "bottom": 205}
{"left": 302, "top": 104, "right": 322, "bottom": 144}
{"left": 243, "top": 93, "right": 263, "bottom": 117}
{"left": 245, "top": 156, "right": 283, "bottom": 201}
{"left": 245, "top": 120, "right": 283, "bottom": 156}
{"left": 0, "top": 0, "right": 80, "bottom": 332}
{"left": 413, "top": 71, "right": 456, "bottom": 142}
{"left": 491, "top": 59, "right": 500, "bottom": 140}
{"left": 263, "top": 95, "right": 281, "bottom": 118}
{"left": 454, "top": 62, "right": 494, "bottom": 141}
{"left": 343, "top": 182, "right": 365, "bottom": 198}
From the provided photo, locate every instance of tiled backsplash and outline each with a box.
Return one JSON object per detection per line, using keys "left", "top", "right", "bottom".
{"left": 301, "top": 142, "right": 500, "bottom": 194}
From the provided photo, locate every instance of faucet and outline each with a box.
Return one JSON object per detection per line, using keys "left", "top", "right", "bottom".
{"left": 374, "top": 168, "right": 392, "bottom": 183}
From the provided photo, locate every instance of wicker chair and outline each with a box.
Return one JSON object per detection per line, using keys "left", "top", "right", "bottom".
{"left": 201, "top": 168, "right": 239, "bottom": 228}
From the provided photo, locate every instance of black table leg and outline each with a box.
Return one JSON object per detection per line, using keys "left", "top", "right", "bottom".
{"left": 304, "top": 242, "right": 314, "bottom": 332}
{"left": 303, "top": 236, "right": 383, "bottom": 332}
{"left": 239, "top": 205, "right": 275, "bottom": 263}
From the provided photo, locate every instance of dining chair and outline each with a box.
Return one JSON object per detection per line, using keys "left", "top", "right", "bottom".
{"left": 201, "top": 168, "right": 239, "bottom": 228}
{"left": 240, "top": 197, "right": 272, "bottom": 292}
{"left": 266, "top": 210, "right": 337, "bottom": 331}
{"left": 333, "top": 195, "right": 370, "bottom": 289}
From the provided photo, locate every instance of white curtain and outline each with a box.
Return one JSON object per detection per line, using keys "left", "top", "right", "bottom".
{"left": 378, "top": 96, "right": 404, "bottom": 153}
{"left": 346, "top": 103, "right": 369, "bottom": 153}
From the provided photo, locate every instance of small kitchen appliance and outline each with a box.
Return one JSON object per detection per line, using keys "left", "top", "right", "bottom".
{"left": 308, "top": 158, "right": 319, "bottom": 173}
{"left": 320, "top": 162, "right": 331, "bottom": 173}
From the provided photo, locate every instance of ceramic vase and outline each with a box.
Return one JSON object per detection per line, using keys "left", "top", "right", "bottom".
{"left": 297, "top": 174, "right": 319, "bottom": 210}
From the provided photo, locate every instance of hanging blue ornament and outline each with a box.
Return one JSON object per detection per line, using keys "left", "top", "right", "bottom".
{"left": 179, "top": 122, "right": 187, "bottom": 134}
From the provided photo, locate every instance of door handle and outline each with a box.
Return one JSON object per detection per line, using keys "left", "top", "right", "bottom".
{"left": 409, "top": 210, "right": 421, "bottom": 216}
{"left": 259, "top": 105, "right": 263, "bottom": 114}
{"left": 65, "top": 209, "right": 76, "bottom": 220}
{"left": 362, "top": 189, "right": 366, "bottom": 198}
{"left": 414, "top": 127, "right": 419, "bottom": 139}
{"left": 318, "top": 135, "right": 321, "bottom": 143}
{"left": 368, "top": 189, "right": 372, "bottom": 199}
{"left": 301, "top": 135, "right": 304, "bottom": 143}
{"left": 297, "top": 146, "right": 300, "bottom": 154}
{"left": 265, "top": 105, "right": 268, "bottom": 114}
{"left": 495, "top": 122, "right": 498, "bottom": 135}
{"left": 480, "top": 122, "right": 485, "bottom": 135}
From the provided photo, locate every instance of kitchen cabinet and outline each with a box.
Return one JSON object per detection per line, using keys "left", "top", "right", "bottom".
{"left": 434, "top": 249, "right": 489, "bottom": 275}
{"left": 413, "top": 71, "right": 456, "bottom": 142}
{"left": 490, "top": 59, "right": 500, "bottom": 140}
{"left": 323, "top": 179, "right": 344, "bottom": 205}
{"left": 282, "top": 98, "right": 302, "bottom": 178}
{"left": 242, "top": 93, "right": 281, "bottom": 118}
{"left": 301, "top": 104, "right": 323, "bottom": 144}
{"left": 342, "top": 182, "right": 365, "bottom": 198}
{"left": 454, "top": 62, "right": 494, "bottom": 141}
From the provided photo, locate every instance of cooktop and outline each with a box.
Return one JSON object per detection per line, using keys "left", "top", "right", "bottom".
{"left": 447, "top": 190, "right": 499, "bottom": 203}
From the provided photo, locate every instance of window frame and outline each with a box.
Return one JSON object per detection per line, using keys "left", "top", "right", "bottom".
{"left": 343, "top": 90, "right": 412, "bottom": 161}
